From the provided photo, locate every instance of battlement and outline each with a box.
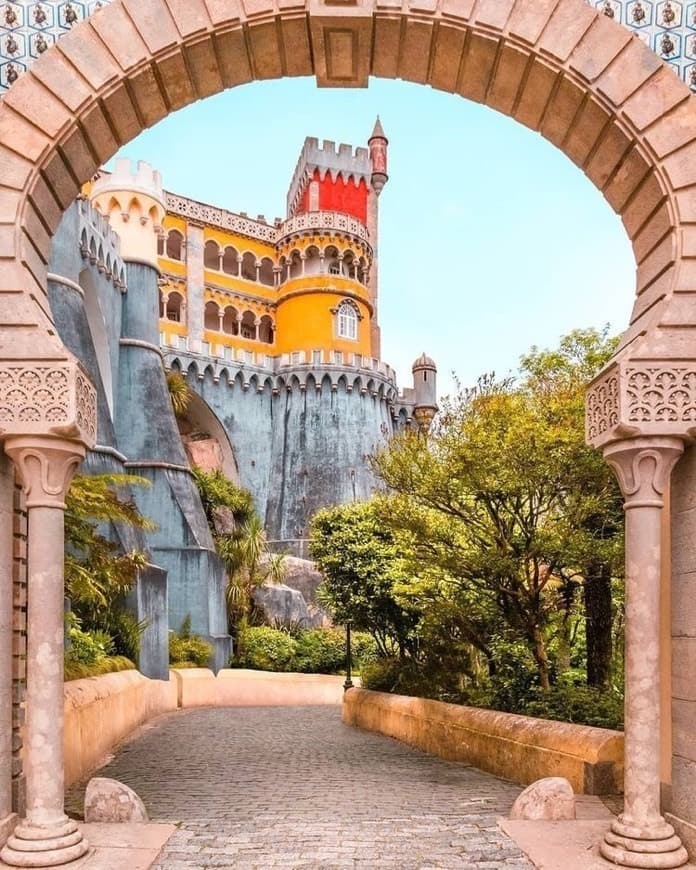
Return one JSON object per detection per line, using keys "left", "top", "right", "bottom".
{"left": 93, "top": 159, "right": 165, "bottom": 205}
{"left": 77, "top": 198, "right": 127, "bottom": 290}
{"left": 287, "top": 136, "right": 372, "bottom": 217}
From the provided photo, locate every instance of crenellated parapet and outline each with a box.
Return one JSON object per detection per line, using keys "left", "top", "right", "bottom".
{"left": 76, "top": 197, "right": 127, "bottom": 292}
{"left": 162, "top": 347, "right": 408, "bottom": 404}
{"left": 90, "top": 160, "right": 166, "bottom": 269}
{"left": 286, "top": 139, "right": 372, "bottom": 218}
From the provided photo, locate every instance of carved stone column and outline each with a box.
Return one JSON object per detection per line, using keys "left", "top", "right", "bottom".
{"left": 600, "top": 437, "right": 688, "bottom": 869}
{"left": 0, "top": 436, "right": 89, "bottom": 868}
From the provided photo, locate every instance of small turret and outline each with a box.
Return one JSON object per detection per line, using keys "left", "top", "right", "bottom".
{"left": 412, "top": 353, "right": 437, "bottom": 432}
{"left": 368, "top": 117, "right": 389, "bottom": 195}
{"left": 89, "top": 159, "right": 166, "bottom": 268}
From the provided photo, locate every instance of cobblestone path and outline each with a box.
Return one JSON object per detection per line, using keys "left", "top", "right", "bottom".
{"left": 68, "top": 706, "right": 533, "bottom": 869}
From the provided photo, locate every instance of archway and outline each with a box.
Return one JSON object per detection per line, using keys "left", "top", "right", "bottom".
{"left": 0, "top": 1, "right": 695, "bottom": 867}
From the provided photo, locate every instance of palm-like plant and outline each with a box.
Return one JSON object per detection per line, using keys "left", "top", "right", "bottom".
{"left": 166, "top": 371, "right": 191, "bottom": 417}
{"left": 65, "top": 473, "right": 154, "bottom": 660}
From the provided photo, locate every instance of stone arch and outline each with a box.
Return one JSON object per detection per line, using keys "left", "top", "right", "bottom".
{"left": 1, "top": 1, "right": 696, "bottom": 866}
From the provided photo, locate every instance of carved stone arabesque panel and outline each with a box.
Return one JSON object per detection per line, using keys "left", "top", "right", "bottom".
{"left": 0, "top": 363, "right": 97, "bottom": 447}
{"left": 625, "top": 365, "right": 696, "bottom": 423}
{"left": 586, "top": 362, "right": 696, "bottom": 447}
{"left": 586, "top": 367, "right": 620, "bottom": 442}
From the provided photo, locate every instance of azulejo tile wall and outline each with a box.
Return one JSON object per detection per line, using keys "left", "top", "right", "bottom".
{"left": 0, "top": 0, "right": 695, "bottom": 95}
{"left": 0, "top": 1, "right": 113, "bottom": 93}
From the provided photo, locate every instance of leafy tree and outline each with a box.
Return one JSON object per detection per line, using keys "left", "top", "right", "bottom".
{"left": 309, "top": 501, "right": 419, "bottom": 658}
{"left": 519, "top": 327, "right": 623, "bottom": 687}
{"left": 372, "top": 357, "right": 621, "bottom": 691}
{"left": 65, "top": 473, "right": 153, "bottom": 660}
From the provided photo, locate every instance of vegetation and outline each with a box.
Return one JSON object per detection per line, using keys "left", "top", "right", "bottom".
{"left": 232, "top": 625, "right": 376, "bottom": 674}
{"left": 309, "top": 328, "right": 626, "bottom": 730}
{"left": 192, "top": 468, "right": 285, "bottom": 655}
{"left": 166, "top": 371, "right": 192, "bottom": 417}
{"left": 64, "top": 613, "right": 135, "bottom": 681}
{"left": 64, "top": 473, "right": 153, "bottom": 670}
{"left": 168, "top": 616, "right": 213, "bottom": 667}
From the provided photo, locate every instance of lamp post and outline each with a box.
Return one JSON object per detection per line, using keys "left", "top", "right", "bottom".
{"left": 343, "top": 620, "right": 354, "bottom": 691}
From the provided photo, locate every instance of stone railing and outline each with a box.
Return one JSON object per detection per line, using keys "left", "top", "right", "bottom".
{"left": 277, "top": 211, "right": 370, "bottom": 244}
{"left": 343, "top": 688, "right": 624, "bottom": 796}
{"left": 165, "top": 193, "right": 279, "bottom": 243}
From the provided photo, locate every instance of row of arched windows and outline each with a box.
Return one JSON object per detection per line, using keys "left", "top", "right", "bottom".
{"left": 160, "top": 292, "right": 355, "bottom": 346}
{"left": 158, "top": 231, "right": 369, "bottom": 288}
{"left": 204, "top": 301, "right": 274, "bottom": 344}
{"left": 204, "top": 242, "right": 275, "bottom": 286}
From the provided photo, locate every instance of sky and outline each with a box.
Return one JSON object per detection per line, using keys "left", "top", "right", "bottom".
{"left": 112, "top": 77, "right": 636, "bottom": 399}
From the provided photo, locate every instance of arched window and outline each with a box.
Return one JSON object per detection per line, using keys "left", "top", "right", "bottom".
{"left": 240, "top": 310, "right": 257, "bottom": 340}
{"left": 222, "top": 306, "right": 239, "bottom": 335}
{"left": 166, "top": 292, "right": 184, "bottom": 323}
{"left": 204, "top": 300, "right": 221, "bottom": 331}
{"left": 259, "top": 257, "right": 275, "bottom": 286}
{"left": 241, "top": 252, "right": 257, "bottom": 282}
{"left": 222, "top": 246, "right": 239, "bottom": 275}
{"left": 258, "top": 315, "right": 274, "bottom": 344}
{"left": 204, "top": 240, "right": 220, "bottom": 270}
{"left": 166, "top": 229, "right": 184, "bottom": 261}
{"left": 336, "top": 301, "right": 358, "bottom": 340}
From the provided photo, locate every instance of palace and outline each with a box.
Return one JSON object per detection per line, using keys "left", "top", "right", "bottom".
{"left": 47, "top": 122, "right": 437, "bottom": 671}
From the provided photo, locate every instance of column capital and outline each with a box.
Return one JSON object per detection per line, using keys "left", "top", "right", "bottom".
{"left": 3, "top": 435, "right": 85, "bottom": 509}
{"left": 603, "top": 436, "right": 684, "bottom": 510}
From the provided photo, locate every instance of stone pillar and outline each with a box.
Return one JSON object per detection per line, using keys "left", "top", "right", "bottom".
{"left": 186, "top": 222, "right": 205, "bottom": 353}
{"left": 0, "top": 436, "right": 89, "bottom": 869}
{"left": 0, "top": 453, "right": 17, "bottom": 844}
{"left": 600, "top": 437, "right": 688, "bottom": 869}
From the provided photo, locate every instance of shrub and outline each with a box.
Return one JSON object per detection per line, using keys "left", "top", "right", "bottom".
{"left": 521, "top": 684, "right": 624, "bottom": 730}
{"left": 168, "top": 616, "right": 213, "bottom": 667}
{"left": 234, "top": 626, "right": 298, "bottom": 671}
{"left": 233, "top": 626, "right": 378, "bottom": 674}
{"left": 293, "top": 629, "right": 346, "bottom": 673}
{"left": 66, "top": 622, "right": 113, "bottom": 665}
{"left": 64, "top": 655, "right": 135, "bottom": 682}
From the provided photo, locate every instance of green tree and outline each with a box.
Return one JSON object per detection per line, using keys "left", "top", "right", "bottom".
{"left": 373, "top": 359, "right": 620, "bottom": 691}
{"left": 519, "top": 327, "right": 623, "bottom": 688}
{"left": 309, "top": 501, "right": 419, "bottom": 657}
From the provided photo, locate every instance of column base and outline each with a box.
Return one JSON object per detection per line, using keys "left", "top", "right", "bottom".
{"left": 0, "top": 819, "right": 88, "bottom": 867}
{"left": 600, "top": 817, "right": 689, "bottom": 868}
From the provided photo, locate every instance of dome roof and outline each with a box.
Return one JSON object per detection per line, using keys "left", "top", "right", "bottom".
{"left": 412, "top": 353, "right": 436, "bottom": 371}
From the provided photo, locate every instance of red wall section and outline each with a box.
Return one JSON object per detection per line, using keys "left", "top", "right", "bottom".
{"left": 296, "top": 169, "right": 368, "bottom": 223}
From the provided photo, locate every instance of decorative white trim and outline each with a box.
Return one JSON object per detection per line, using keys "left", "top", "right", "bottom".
{"left": 124, "top": 460, "right": 191, "bottom": 473}
{"left": 91, "top": 444, "right": 129, "bottom": 463}
{"left": 47, "top": 273, "right": 83, "bottom": 296}
{"left": 119, "top": 339, "right": 163, "bottom": 356}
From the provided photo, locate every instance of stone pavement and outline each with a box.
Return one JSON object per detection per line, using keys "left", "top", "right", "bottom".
{"left": 67, "top": 706, "right": 533, "bottom": 869}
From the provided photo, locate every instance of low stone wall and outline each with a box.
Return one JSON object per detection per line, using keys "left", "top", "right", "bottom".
{"left": 173, "top": 668, "right": 347, "bottom": 708}
{"left": 63, "top": 670, "right": 178, "bottom": 788}
{"left": 62, "top": 669, "right": 347, "bottom": 788}
{"left": 342, "top": 688, "right": 624, "bottom": 795}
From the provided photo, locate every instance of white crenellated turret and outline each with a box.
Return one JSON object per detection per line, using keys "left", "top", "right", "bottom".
{"left": 89, "top": 159, "right": 166, "bottom": 269}
{"left": 412, "top": 352, "right": 438, "bottom": 432}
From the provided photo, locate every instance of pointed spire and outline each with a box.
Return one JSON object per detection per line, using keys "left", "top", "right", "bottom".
{"left": 369, "top": 116, "right": 388, "bottom": 143}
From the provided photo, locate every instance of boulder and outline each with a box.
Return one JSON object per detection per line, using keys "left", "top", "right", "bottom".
{"left": 509, "top": 777, "right": 576, "bottom": 821}
{"left": 84, "top": 777, "right": 149, "bottom": 823}
{"left": 281, "top": 556, "right": 324, "bottom": 605}
{"left": 253, "top": 582, "right": 322, "bottom": 628}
